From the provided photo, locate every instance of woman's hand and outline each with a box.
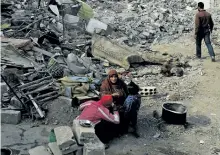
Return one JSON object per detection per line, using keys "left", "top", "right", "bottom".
{"left": 112, "top": 92, "right": 120, "bottom": 97}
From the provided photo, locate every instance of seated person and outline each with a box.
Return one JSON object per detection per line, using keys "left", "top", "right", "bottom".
{"left": 122, "top": 81, "right": 141, "bottom": 138}
{"left": 76, "top": 95, "right": 119, "bottom": 148}
{"left": 100, "top": 69, "right": 128, "bottom": 106}
{"left": 100, "top": 69, "right": 129, "bottom": 135}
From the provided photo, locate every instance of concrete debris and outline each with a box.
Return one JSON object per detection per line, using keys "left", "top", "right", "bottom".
{"left": 86, "top": 18, "right": 108, "bottom": 34}
{"left": 48, "top": 142, "right": 62, "bottom": 155}
{"left": 1, "top": 109, "right": 21, "bottom": 124}
{"left": 89, "top": 0, "right": 220, "bottom": 49}
{"left": 54, "top": 126, "right": 77, "bottom": 151}
{"left": 64, "top": 14, "right": 80, "bottom": 25}
{"left": 1, "top": 1, "right": 220, "bottom": 155}
{"left": 83, "top": 136, "right": 105, "bottom": 155}
{"left": 92, "top": 35, "right": 144, "bottom": 69}
{"left": 29, "top": 146, "right": 51, "bottom": 155}
{"left": 1, "top": 82, "right": 8, "bottom": 97}
{"left": 72, "top": 119, "right": 96, "bottom": 145}
{"left": 139, "top": 86, "right": 157, "bottom": 96}
{"left": 170, "top": 67, "right": 184, "bottom": 77}
{"left": 199, "top": 140, "right": 205, "bottom": 144}
{"left": 67, "top": 53, "right": 89, "bottom": 74}
{"left": 160, "top": 58, "right": 188, "bottom": 77}
{"left": 153, "top": 133, "right": 161, "bottom": 138}
{"left": 10, "top": 96, "right": 23, "bottom": 109}
{"left": 166, "top": 93, "right": 181, "bottom": 101}
{"left": 1, "top": 37, "right": 33, "bottom": 50}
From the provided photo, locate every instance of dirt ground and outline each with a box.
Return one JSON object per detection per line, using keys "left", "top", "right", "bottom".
{"left": 105, "top": 35, "right": 220, "bottom": 155}
{"left": 1, "top": 34, "right": 220, "bottom": 155}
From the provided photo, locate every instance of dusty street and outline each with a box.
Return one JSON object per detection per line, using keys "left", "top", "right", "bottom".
{"left": 2, "top": 35, "right": 220, "bottom": 155}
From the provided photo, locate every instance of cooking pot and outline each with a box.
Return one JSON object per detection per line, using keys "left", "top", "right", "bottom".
{"left": 1, "top": 148, "right": 12, "bottom": 155}
{"left": 162, "top": 102, "right": 187, "bottom": 124}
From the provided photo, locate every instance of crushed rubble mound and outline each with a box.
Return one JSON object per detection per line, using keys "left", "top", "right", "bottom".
{"left": 90, "top": 0, "right": 220, "bottom": 48}
{"left": 1, "top": 0, "right": 219, "bottom": 126}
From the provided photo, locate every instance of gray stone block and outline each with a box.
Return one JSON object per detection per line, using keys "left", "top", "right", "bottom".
{"left": 72, "top": 119, "right": 96, "bottom": 145}
{"left": 10, "top": 96, "right": 23, "bottom": 109}
{"left": 48, "top": 142, "right": 62, "bottom": 155}
{"left": 29, "top": 146, "right": 51, "bottom": 155}
{"left": 83, "top": 137, "right": 105, "bottom": 155}
{"left": 92, "top": 35, "right": 144, "bottom": 70}
{"left": 1, "top": 109, "right": 21, "bottom": 124}
{"left": 1, "top": 82, "right": 8, "bottom": 97}
{"left": 54, "top": 126, "right": 76, "bottom": 151}
{"left": 61, "top": 144, "right": 79, "bottom": 155}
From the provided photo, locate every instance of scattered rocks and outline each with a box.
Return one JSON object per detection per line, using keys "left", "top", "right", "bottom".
{"left": 199, "top": 140, "right": 205, "bottom": 144}
{"left": 166, "top": 92, "right": 181, "bottom": 101}
{"left": 90, "top": 0, "right": 220, "bottom": 49}
{"left": 29, "top": 146, "right": 51, "bottom": 155}
{"left": 153, "top": 133, "right": 161, "bottom": 139}
{"left": 170, "top": 67, "right": 184, "bottom": 77}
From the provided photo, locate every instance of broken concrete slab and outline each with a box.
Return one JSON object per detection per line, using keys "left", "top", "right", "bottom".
{"left": 48, "top": 142, "right": 62, "bottom": 155}
{"left": 141, "top": 51, "right": 171, "bottom": 65}
{"left": 10, "top": 96, "right": 23, "bottom": 109}
{"left": 86, "top": 19, "right": 107, "bottom": 34}
{"left": 64, "top": 14, "right": 79, "bottom": 25}
{"left": 61, "top": 144, "right": 79, "bottom": 155}
{"left": 29, "top": 146, "right": 51, "bottom": 155}
{"left": 48, "top": 143, "right": 81, "bottom": 155}
{"left": 1, "top": 37, "right": 32, "bottom": 49}
{"left": 54, "top": 126, "right": 76, "bottom": 150}
{"left": 32, "top": 46, "right": 53, "bottom": 57}
{"left": 83, "top": 136, "right": 105, "bottom": 155}
{"left": 1, "top": 45, "right": 34, "bottom": 68}
{"left": 72, "top": 119, "right": 96, "bottom": 145}
{"left": 92, "top": 35, "right": 144, "bottom": 70}
{"left": 1, "top": 109, "right": 21, "bottom": 124}
{"left": 67, "top": 53, "right": 89, "bottom": 74}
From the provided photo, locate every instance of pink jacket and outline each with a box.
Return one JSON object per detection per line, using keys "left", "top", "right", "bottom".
{"left": 76, "top": 100, "right": 120, "bottom": 125}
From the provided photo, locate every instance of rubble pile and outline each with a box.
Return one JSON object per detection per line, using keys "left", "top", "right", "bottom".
{"left": 0, "top": 0, "right": 145, "bottom": 124}
{"left": 29, "top": 123, "right": 105, "bottom": 155}
{"left": 0, "top": 0, "right": 216, "bottom": 126}
{"left": 91, "top": 0, "right": 220, "bottom": 48}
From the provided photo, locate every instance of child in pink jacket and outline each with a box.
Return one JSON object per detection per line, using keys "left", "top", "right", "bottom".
{"left": 77, "top": 95, "right": 120, "bottom": 146}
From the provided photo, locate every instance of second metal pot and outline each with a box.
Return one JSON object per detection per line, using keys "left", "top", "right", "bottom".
{"left": 162, "top": 102, "right": 187, "bottom": 124}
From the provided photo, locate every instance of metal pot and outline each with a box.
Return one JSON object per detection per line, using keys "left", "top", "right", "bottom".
{"left": 162, "top": 102, "right": 187, "bottom": 124}
{"left": 1, "top": 148, "right": 12, "bottom": 155}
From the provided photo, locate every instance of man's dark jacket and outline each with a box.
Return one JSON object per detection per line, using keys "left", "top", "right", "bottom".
{"left": 195, "top": 10, "right": 214, "bottom": 35}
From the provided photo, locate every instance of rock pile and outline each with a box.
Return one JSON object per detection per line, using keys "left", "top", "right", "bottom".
{"left": 91, "top": 0, "right": 220, "bottom": 48}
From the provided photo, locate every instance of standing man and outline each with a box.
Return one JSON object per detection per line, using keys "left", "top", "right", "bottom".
{"left": 195, "top": 2, "right": 215, "bottom": 62}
